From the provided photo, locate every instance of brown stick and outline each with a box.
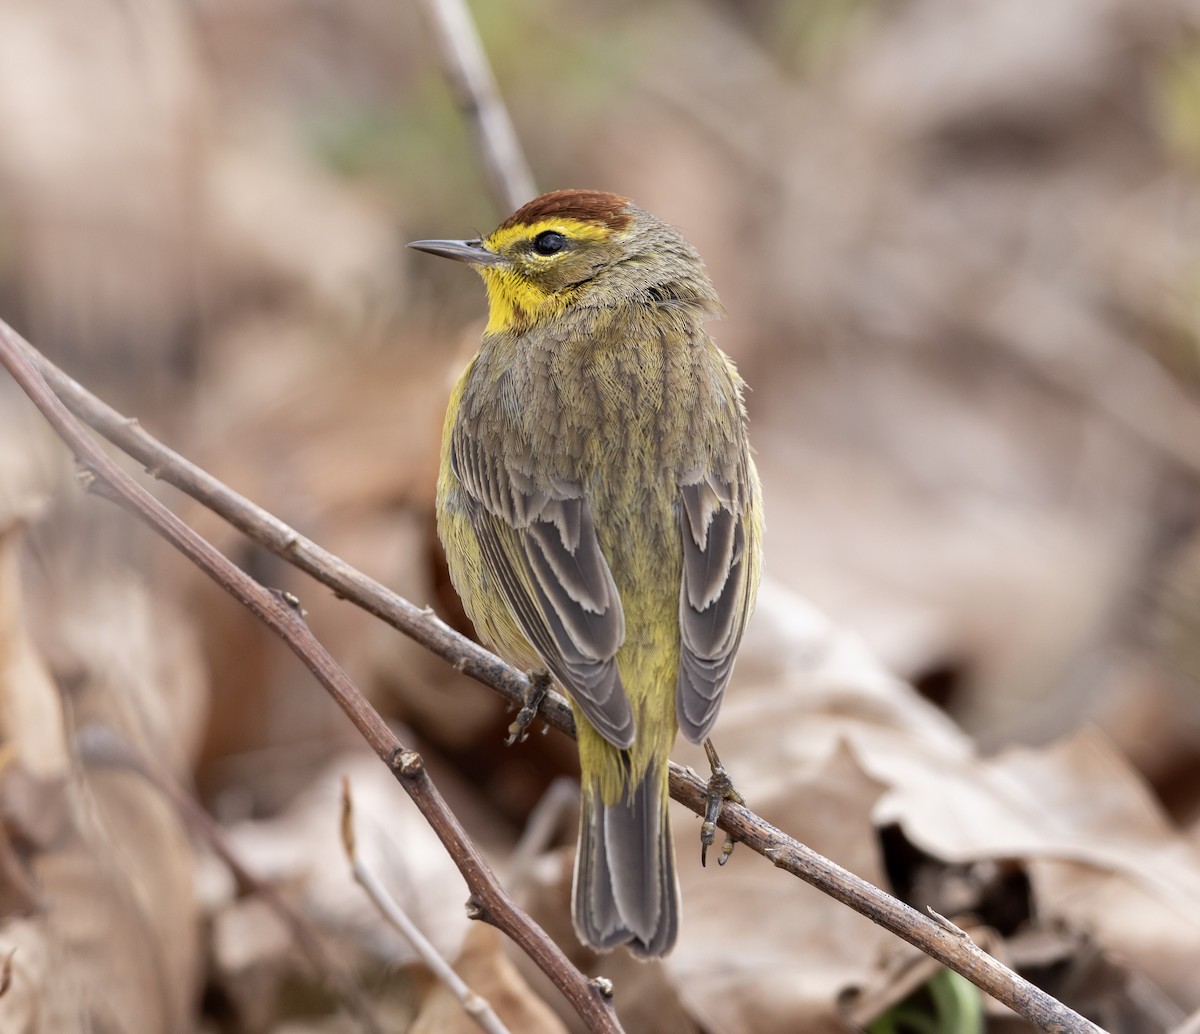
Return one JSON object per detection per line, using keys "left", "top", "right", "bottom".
{"left": 0, "top": 323, "right": 1105, "bottom": 1034}
{"left": 0, "top": 326, "right": 623, "bottom": 1034}
{"left": 340, "top": 778, "right": 514, "bottom": 1034}
{"left": 414, "top": 0, "right": 537, "bottom": 214}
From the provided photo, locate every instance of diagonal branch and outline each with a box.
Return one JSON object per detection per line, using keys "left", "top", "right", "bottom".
{"left": 0, "top": 322, "right": 1104, "bottom": 1034}
{"left": 341, "top": 778, "right": 514, "bottom": 1034}
{"left": 0, "top": 325, "right": 623, "bottom": 1034}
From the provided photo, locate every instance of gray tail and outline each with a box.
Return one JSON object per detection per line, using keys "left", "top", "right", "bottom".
{"left": 572, "top": 760, "right": 679, "bottom": 958}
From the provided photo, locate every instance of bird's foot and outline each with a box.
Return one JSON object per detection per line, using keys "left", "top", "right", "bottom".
{"left": 700, "top": 738, "right": 743, "bottom": 867}
{"left": 506, "top": 669, "right": 552, "bottom": 745}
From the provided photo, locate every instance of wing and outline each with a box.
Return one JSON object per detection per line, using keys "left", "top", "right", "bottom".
{"left": 451, "top": 428, "right": 635, "bottom": 749}
{"left": 676, "top": 463, "right": 759, "bottom": 743}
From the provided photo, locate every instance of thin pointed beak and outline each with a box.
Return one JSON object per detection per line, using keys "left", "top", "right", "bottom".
{"left": 406, "top": 238, "right": 507, "bottom": 267}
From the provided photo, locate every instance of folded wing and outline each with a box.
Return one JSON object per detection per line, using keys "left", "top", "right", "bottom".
{"left": 452, "top": 430, "right": 635, "bottom": 748}
{"left": 676, "top": 466, "right": 757, "bottom": 742}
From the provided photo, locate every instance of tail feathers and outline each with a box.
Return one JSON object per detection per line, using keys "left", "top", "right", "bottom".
{"left": 573, "top": 763, "right": 679, "bottom": 958}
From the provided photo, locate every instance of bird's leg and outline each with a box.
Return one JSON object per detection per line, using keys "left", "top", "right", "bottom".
{"left": 506, "top": 668, "right": 553, "bottom": 745}
{"left": 700, "top": 738, "right": 743, "bottom": 867}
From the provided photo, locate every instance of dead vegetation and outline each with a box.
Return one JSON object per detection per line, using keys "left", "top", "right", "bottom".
{"left": 1, "top": 0, "right": 1200, "bottom": 1031}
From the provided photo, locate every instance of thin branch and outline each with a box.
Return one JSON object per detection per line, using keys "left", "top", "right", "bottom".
{"left": 341, "top": 778, "right": 513, "bottom": 1034}
{"left": 76, "top": 727, "right": 387, "bottom": 1034}
{"left": 0, "top": 325, "right": 624, "bottom": 1034}
{"left": 0, "top": 323, "right": 1105, "bottom": 1034}
{"left": 505, "top": 776, "right": 578, "bottom": 896}
{"left": 4, "top": 324, "right": 538, "bottom": 722}
{"left": 415, "top": 0, "right": 537, "bottom": 214}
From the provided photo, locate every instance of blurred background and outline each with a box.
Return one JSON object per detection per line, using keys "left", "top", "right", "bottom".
{"left": 2, "top": 0, "right": 1200, "bottom": 1031}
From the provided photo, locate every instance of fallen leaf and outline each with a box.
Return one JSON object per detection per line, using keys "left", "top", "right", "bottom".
{"left": 411, "top": 923, "right": 568, "bottom": 1034}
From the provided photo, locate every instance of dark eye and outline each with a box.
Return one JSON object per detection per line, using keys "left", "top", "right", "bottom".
{"left": 533, "top": 230, "right": 567, "bottom": 256}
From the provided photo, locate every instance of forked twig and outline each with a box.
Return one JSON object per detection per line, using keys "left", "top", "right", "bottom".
{"left": 0, "top": 323, "right": 1104, "bottom": 1034}
{"left": 0, "top": 326, "right": 624, "bottom": 1034}
{"left": 340, "top": 777, "right": 513, "bottom": 1034}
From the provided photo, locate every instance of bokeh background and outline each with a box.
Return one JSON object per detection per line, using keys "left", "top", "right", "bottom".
{"left": 2, "top": 0, "right": 1200, "bottom": 1031}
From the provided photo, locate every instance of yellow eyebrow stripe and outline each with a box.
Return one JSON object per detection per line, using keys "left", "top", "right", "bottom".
{"left": 485, "top": 217, "right": 613, "bottom": 252}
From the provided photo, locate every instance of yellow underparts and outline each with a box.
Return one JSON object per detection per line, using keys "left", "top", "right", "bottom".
{"left": 479, "top": 217, "right": 614, "bottom": 336}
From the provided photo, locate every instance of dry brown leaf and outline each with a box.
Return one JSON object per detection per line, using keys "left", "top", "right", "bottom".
{"left": 868, "top": 719, "right": 1200, "bottom": 1009}
{"left": 996, "top": 740, "right": 1200, "bottom": 1010}
{"left": 0, "top": 400, "right": 70, "bottom": 798}
{"left": 2, "top": 407, "right": 201, "bottom": 1034}
{"left": 883, "top": 729, "right": 1200, "bottom": 881}
{"left": 32, "top": 580, "right": 206, "bottom": 1033}
{"left": 0, "top": 919, "right": 53, "bottom": 1034}
{"left": 210, "top": 895, "right": 297, "bottom": 1031}
{"left": 47, "top": 576, "right": 210, "bottom": 778}
{"left": 30, "top": 772, "right": 199, "bottom": 1034}
{"left": 410, "top": 923, "right": 568, "bottom": 1034}
{"left": 666, "top": 580, "right": 1200, "bottom": 1021}
{"left": 0, "top": 510, "right": 206, "bottom": 1033}
{"left": 669, "top": 739, "right": 899, "bottom": 1034}
{"left": 0, "top": 703, "right": 202, "bottom": 1032}
{"left": 0, "top": 523, "right": 69, "bottom": 793}
{"left": 217, "top": 751, "right": 479, "bottom": 969}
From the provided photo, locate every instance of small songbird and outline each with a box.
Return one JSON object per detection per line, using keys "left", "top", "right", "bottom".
{"left": 410, "top": 189, "right": 762, "bottom": 957}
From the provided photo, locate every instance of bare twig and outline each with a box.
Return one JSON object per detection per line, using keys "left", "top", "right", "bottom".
{"left": 4, "top": 326, "right": 539, "bottom": 730}
{"left": 505, "top": 776, "right": 578, "bottom": 896}
{"left": 77, "top": 727, "right": 387, "bottom": 1034}
{"left": 0, "top": 326, "right": 624, "bottom": 1034}
{"left": 341, "top": 777, "right": 513, "bottom": 1034}
{"left": 669, "top": 777, "right": 1103, "bottom": 1034}
{"left": 414, "top": 0, "right": 536, "bottom": 213}
{"left": 0, "top": 324, "right": 1105, "bottom": 1034}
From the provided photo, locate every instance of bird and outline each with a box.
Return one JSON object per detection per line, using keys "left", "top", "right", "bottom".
{"left": 410, "top": 189, "right": 762, "bottom": 957}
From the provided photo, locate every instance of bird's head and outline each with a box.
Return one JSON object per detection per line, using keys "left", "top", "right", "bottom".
{"left": 408, "top": 189, "right": 719, "bottom": 335}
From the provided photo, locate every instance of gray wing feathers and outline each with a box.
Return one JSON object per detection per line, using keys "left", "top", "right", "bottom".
{"left": 676, "top": 475, "right": 753, "bottom": 742}
{"left": 453, "top": 431, "right": 635, "bottom": 748}
{"left": 526, "top": 502, "right": 624, "bottom": 647}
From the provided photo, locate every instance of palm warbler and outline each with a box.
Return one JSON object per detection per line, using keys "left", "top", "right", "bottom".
{"left": 410, "top": 189, "right": 762, "bottom": 957}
